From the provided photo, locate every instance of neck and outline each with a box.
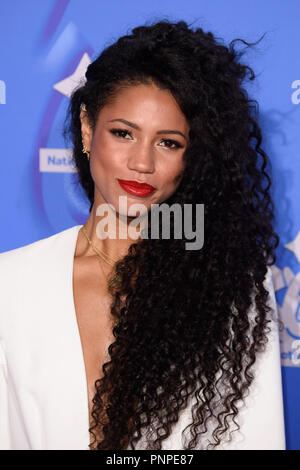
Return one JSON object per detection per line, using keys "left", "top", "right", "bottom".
{"left": 76, "top": 200, "right": 146, "bottom": 261}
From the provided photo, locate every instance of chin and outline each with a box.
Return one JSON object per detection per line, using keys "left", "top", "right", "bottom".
{"left": 119, "top": 206, "right": 149, "bottom": 219}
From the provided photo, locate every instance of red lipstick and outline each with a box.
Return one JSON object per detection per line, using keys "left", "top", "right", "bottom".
{"left": 117, "top": 179, "right": 155, "bottom": 197}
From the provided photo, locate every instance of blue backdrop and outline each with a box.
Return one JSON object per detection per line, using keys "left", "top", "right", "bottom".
{"left": 0, "top": 0, "right": 299, "bottom": 450}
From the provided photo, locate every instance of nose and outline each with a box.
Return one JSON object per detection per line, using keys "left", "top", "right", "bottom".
{"left": 127, "top": 141, "right": 155, "bottom": 174}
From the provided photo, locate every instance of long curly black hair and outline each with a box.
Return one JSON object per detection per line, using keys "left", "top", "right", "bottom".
{"left": 63, "top": 19, "right": 280, "bottom": 450}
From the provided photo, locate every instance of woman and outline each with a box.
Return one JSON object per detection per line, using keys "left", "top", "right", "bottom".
{"left": 0, "top": 20, "right": 285, "bottom": 450}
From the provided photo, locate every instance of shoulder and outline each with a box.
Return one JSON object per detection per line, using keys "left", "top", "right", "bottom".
{"left": 233, "top": 265, "right": 285, "bottom": 449}
{"left": 261, "top": 265, "right": 280, "bottom": 330}
{"left": 0, "top": 225, "right": 81, "bottom": 274}
{"left": 0, "top": 225, "right": 82, "bottom": 320}
{"left": 264, "top": 265, "right": 275, "bottom": 292}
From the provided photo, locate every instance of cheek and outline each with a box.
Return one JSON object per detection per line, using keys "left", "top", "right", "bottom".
{"left": 161, "top": 159, "right": 185, "bottom": 186}
{"left": 174, "top": 170, "right": 184, "bottom": 185}
{"left": 91, "top": 139, "right": 123, "bottom": 174}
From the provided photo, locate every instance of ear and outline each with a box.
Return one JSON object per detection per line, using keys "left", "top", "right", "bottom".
{"left": 80, "top": 112, "right": 93, "bottom": 152}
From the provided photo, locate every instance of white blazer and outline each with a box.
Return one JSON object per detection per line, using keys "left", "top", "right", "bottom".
{"left": 0, "top": 224, "right": 286, "bottom": 450}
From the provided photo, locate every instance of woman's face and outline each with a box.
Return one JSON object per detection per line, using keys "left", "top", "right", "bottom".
{"left": 81, "top": 83, "right": 190, "bottom": 217}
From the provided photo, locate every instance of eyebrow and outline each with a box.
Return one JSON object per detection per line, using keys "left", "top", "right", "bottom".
{"left": 107, "top": 118, "right": 188, "bottom": 142}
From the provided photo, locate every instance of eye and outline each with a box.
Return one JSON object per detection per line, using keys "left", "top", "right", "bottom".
{"left": 160, "top": 139, "right": 183, "bottom": 150}
{"left": 109, "top": 129, "right": 183, "bottom": 150}
{"left": 109, "top": 128, "right": 132, "bottom": 139}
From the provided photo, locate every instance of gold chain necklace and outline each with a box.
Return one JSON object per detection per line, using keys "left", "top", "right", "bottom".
{"left": 81, "top": 226, "right": 123, "bottom": 291}
{"left": 82, "top": 226, "right": 119, "bottom": 265}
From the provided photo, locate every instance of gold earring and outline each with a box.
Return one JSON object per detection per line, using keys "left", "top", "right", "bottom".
{"left": 80, "top": 103, "right": 87, "bottom": 119}
{"left": 82, "top": 141, "right": 90, "bottom": 160}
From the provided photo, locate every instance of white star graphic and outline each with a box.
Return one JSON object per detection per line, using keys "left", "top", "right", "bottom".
{"left": 53, "top": 52, "right": 91, "bottom": 98}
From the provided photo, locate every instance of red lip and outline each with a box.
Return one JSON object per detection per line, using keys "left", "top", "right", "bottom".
{"left": 118, "top": 179, "right": 155, "bottom": 197}
{"left": 118, "top": 179, "right": 155, "bottom": 190}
